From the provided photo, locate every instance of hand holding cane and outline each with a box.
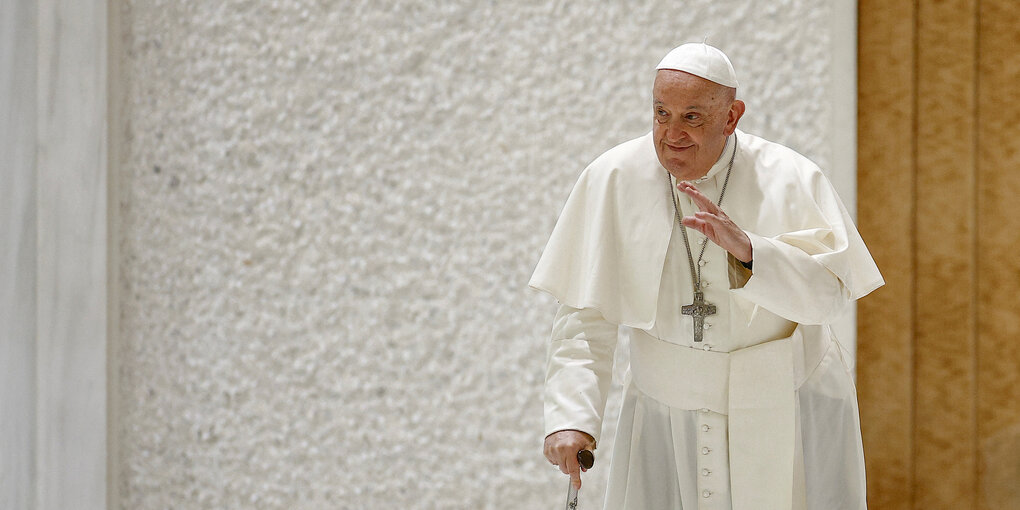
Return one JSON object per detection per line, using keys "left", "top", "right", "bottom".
{"left": 564, "top": 450, "right": 595, "bottom": 510}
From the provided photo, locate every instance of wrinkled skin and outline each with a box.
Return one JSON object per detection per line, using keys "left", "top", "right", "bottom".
{"left": 544, "top": 429, "right": 596, "bottom": 490}
{"left": 653, "top": 70, "right": 752, "bottom": 262}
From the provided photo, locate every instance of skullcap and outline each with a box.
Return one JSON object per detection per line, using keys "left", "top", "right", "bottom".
{"left": 656, "top": 43, "right": 738, "bottom": 89}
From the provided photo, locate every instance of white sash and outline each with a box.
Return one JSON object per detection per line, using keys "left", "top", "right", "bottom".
{"left": 630, "top": 327, "right": 828, "bottom": 510}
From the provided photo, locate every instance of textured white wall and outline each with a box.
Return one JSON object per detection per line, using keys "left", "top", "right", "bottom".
{"left": 115, "top": 1, "right": 853, "bottom": 508}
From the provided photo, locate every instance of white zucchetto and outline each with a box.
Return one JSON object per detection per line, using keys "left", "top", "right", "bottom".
{"left": 656, "top": 43, "right": 738, "bottom": 89}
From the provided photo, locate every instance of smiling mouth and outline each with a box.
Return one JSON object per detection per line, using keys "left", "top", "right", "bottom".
{"left": 665, "top": 143, "right": 693, "bottom": 152}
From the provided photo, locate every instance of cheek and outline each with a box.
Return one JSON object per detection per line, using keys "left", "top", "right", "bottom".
{"left": 683, "top": 128, "right": 703, "bottom": 145}
{"left": 652, "top": 122, "right": 667, "bottom": 139}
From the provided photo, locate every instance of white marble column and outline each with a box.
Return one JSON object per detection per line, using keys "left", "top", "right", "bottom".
{"left": 1, "top": 1, "right": 38, "bottom": 509}
{"left": 1, "top": 0, "right": 109, "bottom": 508}
{"left": 827, "top": 0, "right": 859, "bottom": 364}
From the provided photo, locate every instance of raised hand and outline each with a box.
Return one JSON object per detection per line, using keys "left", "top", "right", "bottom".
{"left": 677, "top": 181, "right": 753, "bottom": 263}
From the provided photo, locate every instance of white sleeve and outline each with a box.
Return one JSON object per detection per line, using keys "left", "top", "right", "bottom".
{"left": 729, "top": 165, "right": 883, "bottom": 325}
{"left": 730, "top": 231, "right": 853, "bottom": 325}
{"left": 543, "top": 304, "right": 619, "bottom": 443}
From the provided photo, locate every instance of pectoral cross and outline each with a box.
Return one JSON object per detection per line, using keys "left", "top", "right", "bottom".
{"left": 681, "top": 290, "right": 716, "bottom": 343}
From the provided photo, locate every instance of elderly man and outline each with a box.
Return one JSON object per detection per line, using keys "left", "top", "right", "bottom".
{"left": 531, "top": 44, "right": 883, "bottom": 510}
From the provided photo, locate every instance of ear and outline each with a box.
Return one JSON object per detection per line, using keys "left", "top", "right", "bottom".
{"left": 724, "top": 100, "right": 745, "bottom": 135}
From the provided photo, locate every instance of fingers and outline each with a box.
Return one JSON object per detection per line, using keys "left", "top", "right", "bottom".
{"left": 548, "top": 445, "right": 582, "bottom": 471}
{"left": 682, "top": 212, "right": 753, "bottom": 262}
{"left": 689, "top": 210, "right": 723, "bottom": 227}
{"left": 681, "top": 212, "right": 717, "bottom": 239}
{"left": 677, "top": 182, "right": 722, "bottom": 214}
{"left": 551, "top": 446, "right": 582, "bottom": 489}
{"left": 569, "top": 460, "right": 582, "bottom": 490}
{"left": 543, "top": 430, "right": 594, "bottom": 489}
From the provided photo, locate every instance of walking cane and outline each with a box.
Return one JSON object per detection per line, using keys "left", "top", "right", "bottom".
{"left": 564, "top": 450, "right": 595, "bottom": 510}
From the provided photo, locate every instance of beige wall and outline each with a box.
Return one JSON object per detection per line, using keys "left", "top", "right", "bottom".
{"left": 857, "top": 1, "right": 1020, "bottom": 509}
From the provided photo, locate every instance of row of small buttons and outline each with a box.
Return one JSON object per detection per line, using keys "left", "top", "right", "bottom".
{"left": 697, "top": 408, "right": 728, "bottom": 506}
{"left": 699, "top": 410, "right": 714, "bottom": 501}
{"left": 702, "top": 319, "right": 713, "bottom": 351}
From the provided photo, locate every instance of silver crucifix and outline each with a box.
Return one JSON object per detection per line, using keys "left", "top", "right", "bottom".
{"left": 681, "top": 290, "right": 716, "bottom": 342}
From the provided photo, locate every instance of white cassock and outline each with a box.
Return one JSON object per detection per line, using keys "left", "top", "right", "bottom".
{"left": 531, "top": 130, "right": 884, "bottom": 510}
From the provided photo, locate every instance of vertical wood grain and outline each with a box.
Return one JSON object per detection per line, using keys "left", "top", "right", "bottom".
{"left": 860, "top": 1, "right": 1020, "bottom": 509}
{"left": 976, "top": 1, "right": 1020, "bottom": 508}
{"left": 913, "top": 1, "right": 979, "bottom": 508}
{"left": 856, "top": 2, "right": 916, "bottom": 509}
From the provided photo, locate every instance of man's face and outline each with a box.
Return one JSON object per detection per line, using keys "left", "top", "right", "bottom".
{"left": 652, "top": 70, "right": 744, "bottom": 180}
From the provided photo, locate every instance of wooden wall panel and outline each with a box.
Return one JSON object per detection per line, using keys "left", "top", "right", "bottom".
{"left": 977, "top": 2, "right": 1020, "bottom": 509}
{"left": 859, "top": 1, "right": 1019, "bottom": 509}
{"left": 913, "top": 0, "right": 978, "bottom": 508}
{"left": 856, "top": 2, "right": 915, "bottom": 509}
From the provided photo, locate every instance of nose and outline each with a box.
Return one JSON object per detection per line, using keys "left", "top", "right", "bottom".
{"left": 664, "top": 120, "right": 687, "bottom": 143}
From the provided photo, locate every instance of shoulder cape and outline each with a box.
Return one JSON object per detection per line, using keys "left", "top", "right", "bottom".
{"left": 529, "top": 130, "right": 883, "bottom": 329}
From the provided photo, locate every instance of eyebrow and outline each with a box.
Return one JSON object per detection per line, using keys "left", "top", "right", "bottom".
{"left": 653, "top": 100, "right": 703, "bottom": 111}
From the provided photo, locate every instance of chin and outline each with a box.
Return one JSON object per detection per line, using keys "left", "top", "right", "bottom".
{"left": 665, "top": 161, "right": 696, "bottom": 179}
{"left": 657, "top": 154, "right": 686, "bottom": 174}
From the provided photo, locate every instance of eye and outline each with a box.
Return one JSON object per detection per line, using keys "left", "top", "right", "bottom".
{"left": 685, "top": 113, "right": 701, "bottom": 121}
{"left": 655, "top": 108, "right": 669, "bottom": 122}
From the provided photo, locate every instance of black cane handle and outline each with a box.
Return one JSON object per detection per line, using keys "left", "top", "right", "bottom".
{"left": 577, "top": 450, "right": 594, "bottom": 470}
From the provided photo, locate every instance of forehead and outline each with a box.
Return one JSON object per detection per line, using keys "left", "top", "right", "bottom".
{"left": 653, "top": 70, "right": 728, "bottom": 107}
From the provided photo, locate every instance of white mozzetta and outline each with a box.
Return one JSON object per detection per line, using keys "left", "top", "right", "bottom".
{"left": 116, "top": 1, "right": 855, "bottom": 508}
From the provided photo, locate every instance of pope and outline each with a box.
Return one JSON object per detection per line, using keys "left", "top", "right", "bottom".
{"left": 532, "top": 43, "right": 884, "bottom": 510}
